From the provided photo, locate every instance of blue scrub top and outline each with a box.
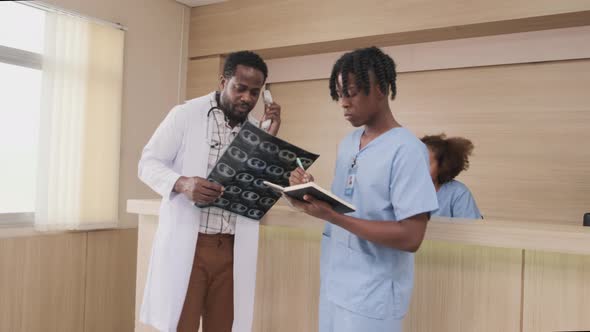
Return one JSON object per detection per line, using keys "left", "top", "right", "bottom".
{"left": 431, "top": 180, "right": 482, "bottom": 219}
{"left": 321, "top": 127, "right": 438, "bottom": 326}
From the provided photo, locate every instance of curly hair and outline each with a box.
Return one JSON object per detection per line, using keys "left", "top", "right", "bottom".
{"left": 222, "top": 50, "right": 268, "bottom": 81}
{"left": 329, "top": 46, "right": 397, "bottom": 101}
{"left": 421, "top": 133, "right": 474, "bottom": 185}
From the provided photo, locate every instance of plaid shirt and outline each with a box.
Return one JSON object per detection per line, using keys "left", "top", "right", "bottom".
{"left": 199, "top": 106, "right": 241, "bottom": 234}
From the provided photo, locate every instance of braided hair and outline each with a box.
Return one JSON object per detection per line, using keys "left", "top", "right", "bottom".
{"left": 329, "top": 46, "right": 397, "bottom": 101}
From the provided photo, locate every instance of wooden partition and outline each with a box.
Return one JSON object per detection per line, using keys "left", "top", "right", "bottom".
{"left": 186, "top": 56, "right": 223, "bottom": 100}
{"left": 0, "top": 229, "right": 137, "bottom": 332}
{"left": 252, "top": 226, "right": 321, "bottom": 332}
{"left": 250, "top": 225, "right": 526, "bottom": 332}
{"left": 184, "top": 28, "right": 590, "bottom": 226}
{"left": 129, "top": 201, "right": 590, "bottom": 332}
{"left": 0, "top": 233, "right": 87, "bottom": 332}
{"left": 84, "top": 229, "right": 138, "bottom": 332}
{"left": 406, "top": 241, "right": 523, "bottom": 332}
{"left": 268, "top": 59, "right": 590, "bottom": 225}
{"left": 189, "top": 0, "right": 590, "bottom": 58}
{"left": 181, "top": 10, "right": 590, "bottom": 329}
{"left": 249, "top": 220, "right": 590, "bottom": 332}
{"left": 523, "top": 251, "right": 590, "bottom": 332}
{"left": 248, "top": 207, "right": 529, "bottom": 332}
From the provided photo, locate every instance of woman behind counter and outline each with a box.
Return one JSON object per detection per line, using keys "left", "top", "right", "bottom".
{"left": 421, "top": 134, "right": 482, "bottom": 219}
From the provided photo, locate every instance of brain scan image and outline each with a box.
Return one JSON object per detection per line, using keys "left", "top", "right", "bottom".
{"left": 265, "top": 165, "right": 284, "bottom": 177}
{"left": 253, "top": 178, "right": 268, "bottom": 189}
{"left": 282, "top": 171, "right": 291, "bottom": 181}
{"left": 239, "top": 129, "right": 260, "bottom": 147}
{"left": 278, "top": 149, "right": 297, "bottom": 163}
{"left": 259, "top": 141, "right": 279, "bottom": 155}
{"left": 298, "top": 157, "right": 313, "bottom": 169}
{"left": 225, "top": 186, "right": 242, "bottom": 196}
{"left": 259, "top": 197, "right": 276, "bottom": 207}
{"left": 246, "top": 157, "right": 267, "bottom": 171}
{"left": 230, "top": 203, "right": 248, "bottom": 214}
{"left": 228, "top": 146, "right": 248, "bottom": 163}
{"left": 236, "top": 173, "right": 254, "bottom": 184}
{"left": 215, "top": 163, "right": 236, "bottom": 179}
{"left": 247, "top": 209, "right": 264, "bottom": 219}
{"left": 213, "top": 197, "right": 230, "bottom": 207}
{"left": 241, "top": 191, "right": 260, "bottom": 203}
{"left": 207, "top": 122, "right": 318, "bottom": 219}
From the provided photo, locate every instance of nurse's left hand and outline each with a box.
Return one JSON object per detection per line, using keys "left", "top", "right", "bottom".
{"left": 283, "top": 194, "right": 337, "bottom": 221}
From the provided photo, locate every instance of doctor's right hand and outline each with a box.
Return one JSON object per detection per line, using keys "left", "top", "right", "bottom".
{"left": 289, "top": 168, "right": 314, "bottom": 186}
{"left": 174, "top": 176, "right": 224, "bottom": 204}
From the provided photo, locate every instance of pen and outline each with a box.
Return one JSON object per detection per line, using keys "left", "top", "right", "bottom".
{"left": 296, "top": 157, "right": 305, "bottom": 169}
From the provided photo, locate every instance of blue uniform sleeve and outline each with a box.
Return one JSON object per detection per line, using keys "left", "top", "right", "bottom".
{"left": 389, "top": 143, "right": 439, "bottom": 221}
{"left": 451, "top": 187, "right": 482, "bottom": 219}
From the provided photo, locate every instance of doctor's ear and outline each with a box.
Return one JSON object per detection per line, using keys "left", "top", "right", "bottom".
{"left": 219, "top": 75, "right": 228, "bottom": 91}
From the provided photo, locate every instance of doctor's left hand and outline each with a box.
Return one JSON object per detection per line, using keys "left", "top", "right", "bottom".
{"left": 283, "top": 194, "right": 337, "bottom": 221}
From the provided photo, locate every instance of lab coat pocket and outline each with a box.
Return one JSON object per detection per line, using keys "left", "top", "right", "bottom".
{"left": 326, "top": 241, "right": 394, "bottom": 320}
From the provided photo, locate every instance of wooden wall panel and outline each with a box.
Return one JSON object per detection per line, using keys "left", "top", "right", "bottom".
{"left": 0, "top": 233, "right": 87, "bottom": 332}
{"left": 264, "top": 26, "right": 590, "bottom": 84}
{"left": 85, "top": 228, "right": 138, "bottom": 332}
{"left": 252, "top": 225, "right": 321, "bottom": 332}
{"left": 269, "top": 59, "right": 590, "bottom": 225}
{"left": 249, "top": 218, "right": 523, "bottom": 332}
{"left": 404, "top": 241, "right": 522, "bottom": 332}
{"left": 269, "top": 79, "right": 350, "bottom": 190}
{"left": 523, "top": 251, "right": 590, "bottom": 332}
{"left": 393, "top": 59, "right": 590, "bottom": 224}
{"left": 189, "top": 0, "right": 590, "bottom": 58}
{"left": 130, "top": 204, "right": 590, "bottom": 332}
{"left": 186, "top": 56, "right": 223, "bottom": 100}
{"left": 0, "top": 229, "right": 137, "bottom": 332}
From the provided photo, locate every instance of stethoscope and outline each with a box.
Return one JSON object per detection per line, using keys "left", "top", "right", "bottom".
{"left": 207, "top": 91, "right": 258, "bottom": 149}
{"left": 207, "top": 91, "right": 224, "bottom": 117}
{"left": 206, "top": 91, "right": 230, "bottom": 149}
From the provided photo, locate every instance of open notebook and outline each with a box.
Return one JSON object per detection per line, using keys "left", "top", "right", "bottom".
{"left": 263, "top": 181, "right": 356, "bottom": 214}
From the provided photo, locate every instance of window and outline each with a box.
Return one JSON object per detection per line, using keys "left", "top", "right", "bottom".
{"left": 0, "top": 2, "right": 45, "bottom": 53}
{"left": 0, "top": 2, "right": 45, "bottom": 223}
{"left": 0, "top": 3, "right": 125, "bottom": 229}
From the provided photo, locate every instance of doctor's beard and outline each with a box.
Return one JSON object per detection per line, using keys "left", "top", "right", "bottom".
{"left": 219, "top": 96, "right": 253, "bottom": 125}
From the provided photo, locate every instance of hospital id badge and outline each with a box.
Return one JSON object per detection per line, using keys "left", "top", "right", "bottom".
{"left": 344, "top": 167, "right": 356, "bottom": 197}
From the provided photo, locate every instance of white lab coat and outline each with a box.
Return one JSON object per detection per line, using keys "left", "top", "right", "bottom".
{"left": 138, "top": 92, "right": 260, "bottom": 332}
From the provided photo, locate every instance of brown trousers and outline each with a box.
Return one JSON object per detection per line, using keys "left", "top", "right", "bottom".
{"left": 177, "top": 233, "right": 235, "bottom": 332}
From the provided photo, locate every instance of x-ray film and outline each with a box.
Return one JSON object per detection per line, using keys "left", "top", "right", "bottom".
{"left": 200, "top": 121, "right": 319, "bottom": 220}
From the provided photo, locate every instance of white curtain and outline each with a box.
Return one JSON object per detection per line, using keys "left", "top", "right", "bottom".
{"left": 35, "top": 10, "right": 124, "bottom": 230}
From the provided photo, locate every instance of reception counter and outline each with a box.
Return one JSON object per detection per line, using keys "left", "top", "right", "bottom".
{"left": 128, "top": 199, "right": 590, "bottom": 332}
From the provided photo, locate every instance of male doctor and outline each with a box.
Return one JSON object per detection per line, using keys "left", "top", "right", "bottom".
{"left": 138, "top": 51, "right": 281, "bottom": 332}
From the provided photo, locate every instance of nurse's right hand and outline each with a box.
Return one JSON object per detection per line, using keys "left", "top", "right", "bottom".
{"left": 174, "top": 176, "right": 224, "bottom": 204}
{"left": 289, "top": 168, "right": 314, "bottom": 186}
